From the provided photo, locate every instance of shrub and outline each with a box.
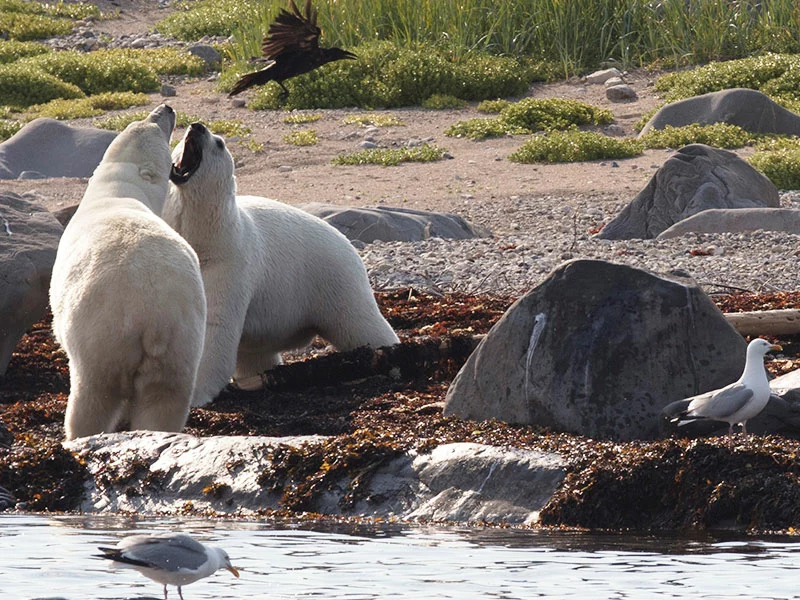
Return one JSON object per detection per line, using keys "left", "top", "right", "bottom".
{"left": 0, "top": 119, "right": 22, "bottom": 141}
{"left": 477, "top": 99, "right": 512, "bottom": 113}
{"left": 96, "top": 110, "right": 200, "bottom": 131}
{"left": 749, "top": 148, "right": 800, "bottom": 190}
{"left": 422, "top": 94, "right": 468, "bottom": 109}
{"left": 283, "top": 130, "right": 318, "bottom": 146}
{"left": 114, "top": 48, "right": 207, "bottom": 76}
{"left": 342, "top": 113, "right": 404, "bottom": 127}
{"left": 640, "top": 123, "right": 754, "bottom": 150}
{"left": 0, "top": 63, "right": 84, "bottom": 107}
{"left": 155, "top": 0, "right": 261, "bottom": 41}
{"left": 0, "top": 40, "right": 50, "bottom": 64}
{"left": 508, "top": 130, "right": 643, "bottom": 163}
{"left": 26, "top": 92, "right": 149, "bottom": 120}
{"left": 207, "top": 119, "right": 251, "bottom": 137}
{"left": 283, "top": 113, "right": 322, "bottom": 124}
{"left": 0, "top": 13, "right": 72, "bottom": 41}
{"left": 332, "top": 144, "right": 448, "bottom": 166}
{"left": 445, "top": 116, "right": 523, "bottom": 139}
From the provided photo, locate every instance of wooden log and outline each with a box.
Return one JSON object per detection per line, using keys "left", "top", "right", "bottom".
{"left": 723, "top": 309, "right": 800, "bottom": 336}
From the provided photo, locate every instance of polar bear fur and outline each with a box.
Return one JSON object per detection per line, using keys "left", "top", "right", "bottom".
{"left": 164, "top": 123, "right": 399, "bottom": 407}
{"left": 50, "top": 105, "right": 206, "bottom": 440}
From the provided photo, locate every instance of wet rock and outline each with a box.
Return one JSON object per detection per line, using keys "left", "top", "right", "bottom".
{"left": 0, "top": 192, "right": 63, "bottom": 375}
{"left": 299, "top": 203, "right": 490, "bottom": 243}
{"left": 444, "top": 259, "right": 748, "bottom": 441}
{"left": 597, "top": 144, "right": 779, "bottom": 240}
{"left": 657, "top": 207, "right": 800, "bottom": 238}
{"left": 639, "top": 88, "right": 800, "bottom": 136}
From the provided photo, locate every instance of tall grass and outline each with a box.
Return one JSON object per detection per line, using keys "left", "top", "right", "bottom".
{"left": 224, "top": 0, "right": 800, "bottom": 76}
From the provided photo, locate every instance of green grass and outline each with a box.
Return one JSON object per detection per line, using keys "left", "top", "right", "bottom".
{"left": 640, "top": 123, "right": 755, "bottom": 150}
{"left": 155, "top": 0, "right": 261, "bottom": 41}
{"left": 332, "top": 144, "right": 448, "bottom": 166}
{"left": 509, "top": 130, "right": 643, "bottom": 163}
{"left": 447, "top": 97, "right": 612, "bottom": 139}
{"left": 283, "top": 130, "right": 318, "bottom": 146}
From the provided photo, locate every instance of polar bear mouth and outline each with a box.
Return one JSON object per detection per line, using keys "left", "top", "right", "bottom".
{"left": 170, "top": 132, "right": 203, "bottom": 185}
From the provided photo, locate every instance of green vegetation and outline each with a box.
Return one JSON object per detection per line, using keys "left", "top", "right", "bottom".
{"left": 640, "top": 123, "right": 755, "bottom": 150}
{"left": 283, "top": 113, "right": 322, "bottom": 124}
{"left": 0, "top": 119, "right": 21, "bottom": 141}
{"left": 0, "top": 63, "right": 84, "bottom": 107}
{"left": 749, "top": 137, "right": 800, "bottom": 189}
{"left": 25, "top": 92, "right": 149, "bottom": 120}
{"left": 447, "top": 98, "right": 612, "bottom": 139}
{"left": 226, "top": 41, "right": 535, "bottom": 110}
{"left": 422, "top": 94, "right": 468, "bottom": 109}
{"left": 508, "top": 130, "right": 643, "bottom": 163}
{"left": 0, "top": 40, "right": 49, "bottom": 63}
{"left": 342, "top": 113, "right": 405, "bottom": 127}
{"left": 0, "top": 0, "right": 102, "bottom": 41}
{"left": 283, "top": 130, "right": 318, "bottom": 146}
{"left": 477, "top": 99, "right": 512, "bottom": 113}
{"left": 156, "top": 0, "right": 261, "bottom": 41}
{"left": 95, "top": 110, "right": 194, "bottom": 131}
{"left": 332, "top": 144, "right": 448, "bottom": 166}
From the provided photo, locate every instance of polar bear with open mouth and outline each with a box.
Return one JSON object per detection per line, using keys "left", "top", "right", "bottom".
{"left": 50, "top": 105, "right": 206, "bottom": 440}
{"left": 164, "top": 122, "right": 399, "bottom": 407}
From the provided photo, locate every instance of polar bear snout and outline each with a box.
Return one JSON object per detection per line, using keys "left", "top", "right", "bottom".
{"left": 170, "top": 123, "right": 206, "bottom": 185}
{"left": 146, "top": 104, "right": 176, "bottom": 141}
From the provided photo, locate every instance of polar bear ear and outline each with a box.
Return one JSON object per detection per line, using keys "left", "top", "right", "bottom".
{"left": 139, "top": 167, "right": 156, "bottom": 182}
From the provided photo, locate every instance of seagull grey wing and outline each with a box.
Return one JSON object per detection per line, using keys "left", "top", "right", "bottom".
{"left": 687, "top": 383, "right": 754, "bottom": 420}
{"left": 121, "top": 534, "right": 209, "bottom": 572}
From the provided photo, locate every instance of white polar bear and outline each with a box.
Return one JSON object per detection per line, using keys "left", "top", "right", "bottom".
{"left": 50, "top": 105, "right": 206, "bottom": 440}
{"left": 164, "top": 122, "right": 399, "bottom": 407}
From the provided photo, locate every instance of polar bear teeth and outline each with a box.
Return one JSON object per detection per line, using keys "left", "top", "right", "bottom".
{"left": 170, "top": 137, "right": 203, "bottom": 185}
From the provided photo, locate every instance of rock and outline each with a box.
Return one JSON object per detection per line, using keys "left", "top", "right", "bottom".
{"left": 0, "top": 485, "right": 15, "bottom": 510}
{"left": 188, "top": 43, "right": 221, "bottom": 67}
{"left": 0, "top": 192, "right": 64, "bottom": 375}
{"left": 770, "top": 368, "right": 800, "bottom": 403}
{"left": 277, "top": 165, "right": 293, "bottom": 172}
{"left": 657, "top": 207, "right": 800, "bottom": 239}
{"left": 299, "top": 203, "right": 490, "bottom": 243}
{"left": 0, "top": 118, "right": 116, "bottom": 179}
{"left": 64, "top": 432, "right": 565, "bottom": 524}
{"left": 359, "top": 140, "right": 377, "bottom": 149}
{"left": 18, "top": 170, "right": 46, "bottom": 180}
{"left": 585, "top": 68, "right": 622, "bottom": 84}
{"left": 231, "top": 98, "right": 246, "bottom": 108}
{"left": 639, "top": 88, "right": 800, "bottom": 136}
{"left": 443, "top": 259, "right": 748, "bottom": 441}
{"left": 597, "top": 144, "right": 779, "bottom": 240}
{"left": 160, "top": 83, "right": 177, "bottom": 97}
{"left": 606, "top": 84, "right": 637, "bottom": 102}
{"left": 604, "top": 76, "right": 624, "bottom": 87}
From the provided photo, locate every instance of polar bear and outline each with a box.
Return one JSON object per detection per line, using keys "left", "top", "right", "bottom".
{"left": 50, "top": 105, "right": 206, "bottom": 440}
{"left": 164, "top": 122, "right": 399, "bottom": 407}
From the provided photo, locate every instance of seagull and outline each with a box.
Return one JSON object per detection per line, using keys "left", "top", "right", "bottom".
{"left": 677, "top": 337, "right": 782, "bottom": 435}
{"left": 96, "top": 532, "right": 239, "bottom": 600}
{"left": 228, "top": 0, "right": 357, "bottom": 99}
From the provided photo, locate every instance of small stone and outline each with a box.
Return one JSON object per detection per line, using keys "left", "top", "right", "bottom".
{"left": 585, "top": 67, "right": 622, "bottom": 84}
{"left": 231, "top": 98, "right": 246, "bottom": 108}
{"left": 606, "top": 84, "right": 638, "bottom": 102}
{"left": 277, "top": 165, "right": 293, "bottom": 173}
{"left": 18, "top": 171, "right": 46, "bottom": 180}
{"left": 130, "top": 38, "right": 148, "bottom": 49}
{"left": 604, "top": 76, "right": 625, "bottom": 87}
{"left": 160, "top": 84, "right": 177, "bottom": 97}
{"left": 359, "top": 140, "right": 377, "bottom": 149}
{"left": 188, "top": 44, "right": 222, "bottom": 67}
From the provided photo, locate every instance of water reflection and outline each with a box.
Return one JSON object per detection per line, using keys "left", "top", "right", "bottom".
{"left": 1, "top": 514, "right": 798, "bottom": 599}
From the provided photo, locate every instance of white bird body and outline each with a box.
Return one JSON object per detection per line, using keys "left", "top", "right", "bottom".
{"left": 683, "top": 338, "right": 781, "bottom": 434}
{"left": 97, "top": 532, "right": 239, "bottom": 599}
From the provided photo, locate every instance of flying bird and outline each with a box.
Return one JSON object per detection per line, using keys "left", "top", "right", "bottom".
{"left": 674, "top": 337, "right": 782, "bottom": 435}
{"left": 96, "top": 532, "right": 239, "bottom": 600}
{"left": 228, "top": 0, "right": 357, "bottom": 98}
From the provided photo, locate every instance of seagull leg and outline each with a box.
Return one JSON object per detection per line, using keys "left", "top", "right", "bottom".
{"left": 163, "top": 584, "right": 168, "bottom": 599}
{"left": 178, "top": 586, "right": 185, "bottom": 600}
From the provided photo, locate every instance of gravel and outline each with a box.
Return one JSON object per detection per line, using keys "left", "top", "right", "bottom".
{"left": 360, "top": 191, "right": 800, "bottom": 298}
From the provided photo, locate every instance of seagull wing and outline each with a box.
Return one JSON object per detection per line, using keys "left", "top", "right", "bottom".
{"left": 686, "top": 382, "right": 754, "bottom": 421}
{"left": 261, "top": 0, "right": 321, "bottom": 58}
{"left": 104, "top": 534, "right": 209, "bottom": 572}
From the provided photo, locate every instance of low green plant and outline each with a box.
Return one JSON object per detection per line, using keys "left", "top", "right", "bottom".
{"left": 95, "top": 110, "right": 199, "bottom": 131}
{"left": 25, "top": 92, "right": 149, "bottom": 120}
{"left": 640, "top": 123, "right": 755, "bottom": 150}
{"left": 477, "top": 99, "right": 511, "bottom": 113}
{"left": 332, "top": 144, "right": 448, "bottom": 166}
{"left": 342, "top": 113, "right": 404, "bottom": 127}
{"left": 283, "top": 113, "right": 322, "bottom": 124}
{"left": 0, "top": 119, "right": 22, "bottom": 141}
{"left": 208, "top": 119, "right": 251, "bottom": 138}
{"left": 283, "top": 130, "right": 318, "bottom": 146}
{"left": 156, "top": 0, "right": 261, "bottom": 41}
{"left": 422, "top": 94, "right": 468, "bottom": 109}
{"left": 446, "top": 116, "right": 526, "bottom": 139}
{"left": 114, "top": 48, "right": 208, "bottom": 76}
{"left": 0, "top": 63, "right": 84, "bottom": 107}
{"left": 508, "top": 130, "right": 643, "bottom": 163}
{"left": 0, "top": 40, "right": 50, "bottom": 63}
{"left": 749, "top": 147, "right": 800, "bottom": 190}
{"left": 0, "top": 13, "right": 72, "bottom": 41}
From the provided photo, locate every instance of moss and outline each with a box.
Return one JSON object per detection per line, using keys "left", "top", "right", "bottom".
{"left": 332, "top": 144, "right": 448, "bottom": 166}
{"left": 508, "top": 130, "right": 643, "bottom": 163}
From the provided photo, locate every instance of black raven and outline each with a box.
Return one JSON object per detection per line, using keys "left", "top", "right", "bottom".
{"left": 228, "top": 0, "right": 356, "bottom": 98}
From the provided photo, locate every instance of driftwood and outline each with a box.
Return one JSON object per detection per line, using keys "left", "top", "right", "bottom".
{"left": 724, "top": 309, "right": 800, "bottom": 336}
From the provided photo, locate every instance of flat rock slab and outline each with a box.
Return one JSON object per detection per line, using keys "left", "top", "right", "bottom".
{"left": 0, "top": 118, "right": 116, "bottom": 179}
{"left": 657, "top": 207, "right": 800, "bottom": 239}
{"left": 0, "top": 191, "right": 63, "bottom": 375}
{"left": 444, "top": 259, "right": 748, "bottom": 441}
{"left": 597, "top": 144, "right": 779, "bottom": 240}
{"left": 300, "top": 203, "right": 490, "bottom": 243}
{"left": 638, "top": 88, "right": 800, "bottom": 136}
{"left": 64, "top": 432, "right": 565, "bottom": 525}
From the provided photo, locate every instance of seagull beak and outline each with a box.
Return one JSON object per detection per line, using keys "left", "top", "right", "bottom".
{"left": 771, "top": 344, "right": 783, "bottom": 352}
{"left": 226, "top": 565, "right": 240, "bottom": 578}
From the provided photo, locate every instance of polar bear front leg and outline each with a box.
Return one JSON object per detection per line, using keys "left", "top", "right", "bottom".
{"left": 231, "top": 346, "right": 283, "bottom": 391}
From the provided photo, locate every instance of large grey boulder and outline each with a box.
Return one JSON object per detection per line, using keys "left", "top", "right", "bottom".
{"left": 657, "top": 207, "right": 800, "bottom": 239}
{"left": 638, "top": 88, "right": 800, "bottom": 136}
{"left": 443, "top": 259, "right": 748, "bottom": 441}
{"left": 300, "top": 203, "right": 489, "bottom": 243}
{"left": 64, "top": 432, "right": 565, "bottom": 524}
{"left": 597, "top": 144, "right": 779, "bottom": 240}
{"left": 0, "top": 192, "right": 63, "bottom": 375}
{"left": 0, "top": 118, "right": 116, "bottom": 179}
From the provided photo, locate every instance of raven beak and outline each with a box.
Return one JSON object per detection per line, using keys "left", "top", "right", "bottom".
{"left": 343, "top": 50, "right": 357, "bottom": 60}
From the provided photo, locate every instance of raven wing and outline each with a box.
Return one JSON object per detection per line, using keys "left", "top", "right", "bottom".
{"left": 261, "top": 0, "right": 320, "bottom": 59}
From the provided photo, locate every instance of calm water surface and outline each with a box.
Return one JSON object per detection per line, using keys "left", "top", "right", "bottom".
{"left": 1, "top": 514, "right": 799, "bottom": 599}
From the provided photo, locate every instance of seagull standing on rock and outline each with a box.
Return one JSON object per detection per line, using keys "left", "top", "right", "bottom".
{"left": 96, "top": 532, "right": 239, "bottom": 600}
{"left": 676, "top": 337, "right": 782, "bottom": 435}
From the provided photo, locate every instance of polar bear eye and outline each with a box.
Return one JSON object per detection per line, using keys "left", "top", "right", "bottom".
{"left": 215, "top": 139, "right": 224, "bottom": 150}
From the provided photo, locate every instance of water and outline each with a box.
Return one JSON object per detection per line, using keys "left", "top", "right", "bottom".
{"left": 1, "top": 514, "right": 799, "bottom": 599}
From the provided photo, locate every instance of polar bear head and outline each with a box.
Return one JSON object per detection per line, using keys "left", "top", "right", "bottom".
{"left": 169, "top": 122, "right": 235, "bottom": 200}
{"left": 94, "top": 104, "right": 177, "bottom": 209}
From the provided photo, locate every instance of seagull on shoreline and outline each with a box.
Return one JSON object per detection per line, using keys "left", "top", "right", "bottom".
{"left": 96, "top": 532, "right": 239, "bottom": 600}
{"left": 676, "top": 338, "right": 782, "bottom": 435}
